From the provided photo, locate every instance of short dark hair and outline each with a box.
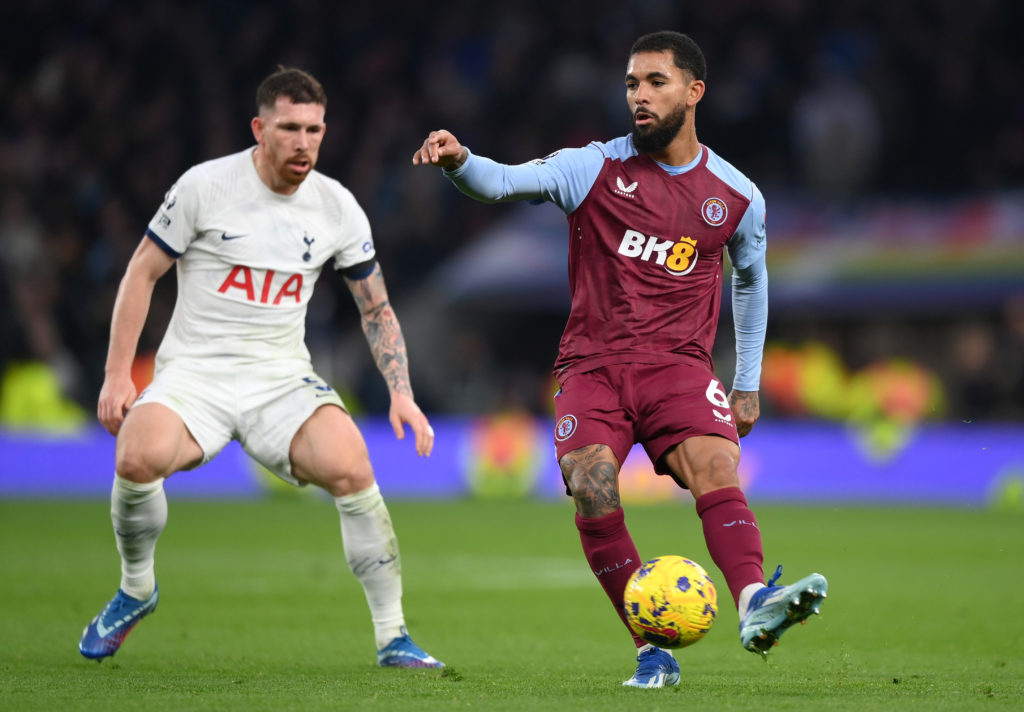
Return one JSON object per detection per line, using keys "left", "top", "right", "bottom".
{"left": 256, "top": 66, "right": 327, "bottom": 111}
{"left": 630, "top": 31, "right": 707, "bottom": 82}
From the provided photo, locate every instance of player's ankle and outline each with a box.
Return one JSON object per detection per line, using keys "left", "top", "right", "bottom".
{"left": 738, "top": 582, "right": 765, "bottom": 619}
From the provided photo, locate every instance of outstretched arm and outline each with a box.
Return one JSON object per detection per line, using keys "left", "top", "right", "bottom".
{"left": 412, "top": 128, "right": 603, "bottom": 212}
{"left": 345, "top": 263, "right": 434, "bottom": 456}
{"left": 98, "top": 237, "right": 176, "bottom": 435}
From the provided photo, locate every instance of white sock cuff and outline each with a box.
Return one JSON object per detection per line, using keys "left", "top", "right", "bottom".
{"left": 738, "top": 582, "right": 766, "bottom": 619}
{"left": 637, "top": 643, "right": 674, "bottom": 657}
{"left": 113, "top": 475, "right": 165, "bottom": 504}
{"left": 334, "top": 482, "right": 382, "bottom": 515}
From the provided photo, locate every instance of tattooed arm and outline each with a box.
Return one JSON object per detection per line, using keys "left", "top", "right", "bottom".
{"left": 345, "top": 264, "right": 434, "bottom": 456}
{"left": 345, "top": 263, "right": 412, "bottom": 397}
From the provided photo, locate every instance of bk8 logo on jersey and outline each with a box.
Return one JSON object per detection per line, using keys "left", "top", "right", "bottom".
{"left": 617, "top": 230, "right": 698, "bottom": 276}
{"left": 624, "top": 555, "right": 718, "bottom": 649}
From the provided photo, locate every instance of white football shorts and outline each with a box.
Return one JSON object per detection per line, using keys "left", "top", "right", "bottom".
{"left": 132, "top": 359, "right": 347, "bottom": 485}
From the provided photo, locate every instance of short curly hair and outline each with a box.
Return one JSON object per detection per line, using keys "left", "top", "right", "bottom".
{"left": 256, "top": 66, "right": 327, "bottom": 111}
{"left": 629, "top": 31, "right": 707, "bottom": 82}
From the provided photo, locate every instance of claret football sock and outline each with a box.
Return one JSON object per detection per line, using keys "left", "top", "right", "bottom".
{"left": 576, "top": 508, "right": 646, "bottom": 647}
{"left": 695, "top": 487, "right": 765, "bottom": 608}
{"left": 335, "top": 483, "right": 405, "bottom": 649}
{"left": 111, "top": 475, "right": 167, "bottom": 600}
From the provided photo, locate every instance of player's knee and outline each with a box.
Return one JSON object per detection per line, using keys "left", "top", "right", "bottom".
{"left": 695, "top": 449, "right": 740, "bottom": 491}
{"left": 319, "top": 458, "right": 375, "bottom": 498}
{"left": 114, "top": 445, "right": 167, "bottom": 483}
{"left": 565, "top": 470, "right": 620, "bottom": 515}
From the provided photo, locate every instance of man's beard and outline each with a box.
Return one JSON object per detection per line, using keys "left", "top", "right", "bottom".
{"left": 278, "top": 155, "right": 315, "bottom": 186}
{"left": 631, "top": 103, "right": 688, "bottom": 154}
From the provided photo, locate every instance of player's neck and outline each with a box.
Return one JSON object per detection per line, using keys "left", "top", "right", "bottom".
{"left": 646, "top": 128, "right": 700, "bottom": 167}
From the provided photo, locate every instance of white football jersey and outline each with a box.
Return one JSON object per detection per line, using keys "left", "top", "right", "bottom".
{"left": 145, "top": 147, "right": 375, "bottom": 366}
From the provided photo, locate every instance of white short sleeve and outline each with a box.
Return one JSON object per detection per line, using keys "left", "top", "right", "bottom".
{"left": 146, "top": 166, "right": 205, "bottom": 256}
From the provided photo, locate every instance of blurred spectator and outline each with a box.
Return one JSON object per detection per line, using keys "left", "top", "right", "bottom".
{"left": 999, "top": 295, "right": 1024, "bottom": 417}
{"left": 791, "top": 57, "right": 881, "bottom": 196}
{"left": 946, "top": 321, "right": 1000, "bottom": 421}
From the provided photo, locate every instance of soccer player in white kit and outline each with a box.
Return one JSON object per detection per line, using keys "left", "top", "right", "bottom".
{"left": 78, "top": 67, "right": 443, "bottom": 669}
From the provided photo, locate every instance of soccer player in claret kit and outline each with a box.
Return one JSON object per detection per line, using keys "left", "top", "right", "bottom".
{"left": 414, "top": 31, "right": 827, "bottom": 687}
{"left": 78, "top": 67, "right": 443, "bottom": 669}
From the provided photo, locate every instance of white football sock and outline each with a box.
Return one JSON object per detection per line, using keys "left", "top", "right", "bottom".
{"left": 738, "top": 582, "right": 766, "bottom": 619}
{"left": 636, "top": 643, "right": 674, "bottom": 657}
{"left": 111, "top": 475, "right": 167, "bottom": 600}
{"left": 335, "top": 483, "right": 405, "bottom": 649}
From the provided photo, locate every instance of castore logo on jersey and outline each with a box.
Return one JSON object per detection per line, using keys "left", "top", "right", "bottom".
{"left": 613, "top": 176, "right": 638, "bottom": 198}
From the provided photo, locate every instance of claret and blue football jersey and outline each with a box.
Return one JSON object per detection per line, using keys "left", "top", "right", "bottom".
{"left": 444, "top": 136, "right": 767, "bottom": 390}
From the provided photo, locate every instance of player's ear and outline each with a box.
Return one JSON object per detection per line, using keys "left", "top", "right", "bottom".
{"left": 251, "top": 115, "right": 264, "bottom": 143}
{"left": 687, "top": 79, "right": 705, "bottom": 107}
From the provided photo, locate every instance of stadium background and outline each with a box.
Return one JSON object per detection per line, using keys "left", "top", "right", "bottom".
{"left": 1, "top": 0, "right": 1022, "bottom": 504}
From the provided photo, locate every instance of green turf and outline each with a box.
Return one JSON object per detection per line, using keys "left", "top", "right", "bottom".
{"left": 1, "top": 496, "right": 1021, "bottom": 711}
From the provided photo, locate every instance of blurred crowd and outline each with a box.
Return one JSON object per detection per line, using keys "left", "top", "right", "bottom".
{"left": 1, "top": 0, "right": 1022, "bottom": 424}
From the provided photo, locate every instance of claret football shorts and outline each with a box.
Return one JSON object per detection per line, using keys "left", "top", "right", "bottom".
{"left": 553, "top": 360, "right": 739, "bottom": 486}
{"left": 132, "top": 359, "right": 347, "bottom": 485}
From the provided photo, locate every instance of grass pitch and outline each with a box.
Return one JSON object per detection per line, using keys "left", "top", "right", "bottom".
{"left": 1, "top": 496, "right": 1021, "bottom": 711}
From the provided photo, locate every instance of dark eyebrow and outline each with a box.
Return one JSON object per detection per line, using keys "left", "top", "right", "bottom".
{"left": 625, "top": 71, "right": 672, "bottom": 82}
{"left": 278, "top": 121, "right": 323, "bottom": 131}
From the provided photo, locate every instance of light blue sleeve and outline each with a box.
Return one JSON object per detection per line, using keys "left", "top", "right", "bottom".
{"left": 726, "top": 183, "right": 766, "bottom": 270}
{"left": 443, "top": 145, "right": 606, "bottom": 214}
{"left": 731, "top": 256, "right": 767, "bottom": 391}
{"left": 727, "top": 184, "right": 768, "bottom": 391}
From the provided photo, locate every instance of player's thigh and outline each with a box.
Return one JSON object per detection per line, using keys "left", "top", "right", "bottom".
{"left": 632, "top": 362, "right": 739, "bottom": 486}
{"left": 288, "top": 404, "right": 374, "bottom": 497}
{"left": 661, "top": 435, "right": 741, "bottom": 499}
{"left": 553, "top": 369, "right": 633, "bottom": 474}
{"left": 116, "top": 402, "right": 204, "bottom": 482}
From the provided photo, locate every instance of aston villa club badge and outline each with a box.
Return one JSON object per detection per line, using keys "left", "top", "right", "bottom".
{"left": 701, "top": 197, "right": 728, "bottom": 226}
{"left": 555, "top": 415, "right": 577, "bottom": 441}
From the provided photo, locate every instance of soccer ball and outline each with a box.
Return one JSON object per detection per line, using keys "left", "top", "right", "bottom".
{"left": 623, "top": 555, "right": 718, "bottom": 648}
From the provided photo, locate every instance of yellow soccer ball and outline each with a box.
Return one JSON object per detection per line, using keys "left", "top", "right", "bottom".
{"left": 624, "top": 555, "right": 718, "bottom": 648}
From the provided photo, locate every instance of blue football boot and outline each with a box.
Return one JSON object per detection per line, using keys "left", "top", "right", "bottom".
{"left": 376, "top": 627, "right": 444, "bottom": 668}
{"left": 622, "top": 646, "right": 680, "bottom": 688}
{"left": 79, "top": 586, "right": 159, "bottom": 660}
{"left": 739, "top": 566, "right": 827, "bottom": 656}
